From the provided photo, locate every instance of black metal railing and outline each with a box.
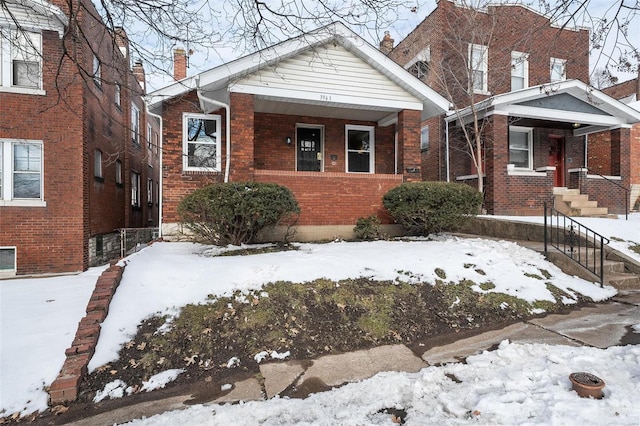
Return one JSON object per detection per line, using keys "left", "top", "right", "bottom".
{"left": 584, "top": 167, "right": 629, "bottom": 220}
{"left": 544, "top": 203, "right": 609, "bottom": 287}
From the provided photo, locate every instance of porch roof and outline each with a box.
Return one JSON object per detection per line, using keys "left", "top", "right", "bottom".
{"left": 446, "top": 80, "right": 640, "bottom": 136}
{"left": 147, "top": 22, "right": 451, "bottom": 123}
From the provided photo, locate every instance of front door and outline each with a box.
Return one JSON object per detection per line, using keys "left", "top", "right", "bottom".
{"left": 548, "top": 136, "right": 565, "bottom": 187}
{"left": 297, "top": 126, "right": 322, "bottom": 172}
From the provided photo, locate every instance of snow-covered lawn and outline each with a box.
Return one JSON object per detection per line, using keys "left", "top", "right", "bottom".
{"left": 0, "top": 213, "right": 638, "bottom": 421}
{"left": 124, "top": 341, "right": 640, "bottom": 425}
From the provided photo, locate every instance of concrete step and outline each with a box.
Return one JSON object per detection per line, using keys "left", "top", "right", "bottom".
{"left": 568, "top": 200, "right": 598, "bottom": 209}
{"left": 599, "top": 260, "right": 626, "bottom": 274}
{"left": 606, "top": 272, "right": 640, "bottom": 289}
{"left": 558, "top": 194, "right": 589, "bottom": 203}
{"left": 553, "top": 187, "right": 579, "bottom": 195}
{"left": 575, "top": 207, "right": 609, "bottom": 216}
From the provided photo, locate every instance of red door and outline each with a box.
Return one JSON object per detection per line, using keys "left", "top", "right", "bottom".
{"left": 548, "top": 136, "right": 565, "bottom": 187}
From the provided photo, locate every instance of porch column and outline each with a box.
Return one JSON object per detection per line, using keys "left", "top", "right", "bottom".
{"left": 484, "top": 114, "right": 508, "bottom": 214}
{"left": 397, "top": 109, "right": 421, "bottom": 182}
{"left": 229, "top": 92, "right": 255, "bottom": 182}
{"left": 611, "top": 127, "right": 632, "bottom": 191}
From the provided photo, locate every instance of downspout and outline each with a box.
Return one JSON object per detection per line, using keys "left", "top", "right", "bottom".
{"left": 196, "top": 84, "right": 231, "bottom": 183}
{"left": 445, "top": 119, "right": 450, "bottom": 182}
{"left": 146, "top": 105, "right": 163, "bottom": 237}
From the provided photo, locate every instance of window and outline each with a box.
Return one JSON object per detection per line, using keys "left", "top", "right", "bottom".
{"left": 115, "top": 160, "right": 122, "bottom": 185}
{"left": 183, "top": 113, "right": 221, "bottom": 171}
{"left": 156, "top": 181, "right": 159, "bottom": 206}
{"left": 131, "top": 172, "right": 140, "bottom": 207}
{"left": 420, "top": 125, "right": 429, "bottom": 151}
{"left": 346, "top": 125, "right": 374, "bottom": 173}
{"left": 508, "top": 126, "right": 533, "bottom": 169}
{"left": 154, "top": 131, "right": 159, "bottom": 154}
{"left": 147, "top": 123, "right": 153, "bottom": 151}
{"left": 131, "top": 105, "right": 140, "bottom": 144}
{"left": 115, "top": 83, "right": 121, "bottom": 108}
{"left": 147, "top": 178, "right": 153, "bottom": 205}
{"left": 1, "top": 29, "right": 42, "bottom": 89}
{"left": 405, "top": 46, "right": 430, "bottom": 80}
{"left": 93, "top": 55, "right": 101, "bottom": 87}
{"left": 511, "top": 51, "right": 529, "bottom": 91}
{"left": 550, "top": 58, "right": 566, "bottom": 82}
{"left": 94, "top": 149, "right": 103, "bottom": 179}
{"left": 469, "top": 44, "right": 488, "bottom": 94}
{"left": 0, "top": 247, "right": 17, "bottom": 275}
{"left": 1, "top": 139, "right": 43, "bottom": 202}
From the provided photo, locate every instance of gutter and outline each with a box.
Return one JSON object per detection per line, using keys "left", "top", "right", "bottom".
{"left": 146, "top": 105, "right": 163, "bottom": 237}
{"left": 196, "top": 82, "right": 231, "bottom": 183}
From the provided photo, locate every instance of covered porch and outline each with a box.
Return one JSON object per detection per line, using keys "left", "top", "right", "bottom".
{"left": 447, "top": 80, "right": 640, "bottom": 216}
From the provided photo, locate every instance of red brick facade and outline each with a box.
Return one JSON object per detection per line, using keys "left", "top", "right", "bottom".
{"left": 0, "top": 0, "right": 159, "bottom": 275}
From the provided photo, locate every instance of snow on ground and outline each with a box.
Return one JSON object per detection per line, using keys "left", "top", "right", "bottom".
{"left": 88, "top": 237, "right": 616, "bottom": 372}
{"left": 124, "top": 341, "right": 640, "bottom": 426}
{"left": 0, "top": 266, "right": 107, "bottom": 416}
{"left": 0, "top": 214, "right": 636, "bottom": 418}
{"left": 489, "top": 213, "right": 640, "bottom": 263}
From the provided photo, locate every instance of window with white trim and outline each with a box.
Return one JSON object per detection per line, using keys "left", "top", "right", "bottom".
{"left": 0, "top": 139, "right": 43, "bottom": 201}
{"left": 147, "top": 123, "right": 153, "bottom": 151}
{"left": 183, "top": 113, "right": 221, "bottom": 171}
{"left": 511, "top": 51, "right": 529, "bottom": 91}
{"left": 94, "top": 149, "right": 103, "bottom": 178}
{"left": 131, "top": 172, "right": 140, "bottom": 207}
{"left": 115, "top": 160, "right": 122, "bottom": 185}
{"left": 468, "top": 43, "right": 488, "bottom": 94}
{"left": 550, "top": 58, "right": 566, "bottom": 82}
{"left": 114, "top": 83, "right": 121, "bottom": 108}
{"left": 0, "top": 247, "right": 17, "bottom": 275}
{"left": 147, "top": 165, "right": 153, "bottom": 205}
{"left": 131, "top": 105, "right": 140, "bottom": 144}
{"left": 346, "top": 125, "right": 374, "bottom": 173}
{"left": 0, "top": 29, "right": 42, "bottom": 89}
{"left": 93, "top": 55, "right": 101, "bottom": 87}
{"left": 508, "top": 126, "right": 533, "bottom": 169}
{"left": 420, "top": 125, "right": 429, "bottom": 151}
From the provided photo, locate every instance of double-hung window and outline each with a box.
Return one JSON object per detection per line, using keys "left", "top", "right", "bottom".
{"left": 131, "top": 105, "right": 140, "bottom": 145}
{"left": 115, "top": 160, "right": 123, "bottom": 185}
{"left": 183, "top": 113, "right": 221, "bottom": 171}
{"left": 94, "top": 149, "right": 103, "bottom": 179}
{"left": 0, "top": 29, "right": 42, "bottom": 90}
{"left": 114, "top": 83, "right": 121, "bottom": 108}
{"left": 508, "top": 126, "right": 533, "bottom": 169}
{"left": 93, "top": 55, "right": 101, "bottom": 87}
{"left": 131, "top": 172, "right": 140, "bottom": 207}
{"left": 550, "top": 58, "right": 566, "bottom": 82}
{"left": 511, "top": 51, "right": 529, "bottom": 91}
{"left": 147, "top": 123, "right": 153, "bottom": 151}
{"left": 468, "top": 44, "right": 488, "bottom": 94}
{"left": 346, "top": 125, "right": 374, "bottom": 173}
{"left": 0, "top": 139, "right": 44, "bottom": 204}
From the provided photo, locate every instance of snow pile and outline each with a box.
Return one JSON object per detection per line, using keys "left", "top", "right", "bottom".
{"left": 140, "top": 369, "right": 185, "bottom": 392}
{"left": 124, "top": 341, "right": 640, "bottom": 425}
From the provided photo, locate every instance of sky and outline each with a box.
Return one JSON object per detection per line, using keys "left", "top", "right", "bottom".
{"left": 142, "top": 0, "right": 639, "bottom": 92}
{"left": 0, "top": 213, "right": 638, "bottom": 420}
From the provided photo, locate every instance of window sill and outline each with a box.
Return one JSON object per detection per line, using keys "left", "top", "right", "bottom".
{"left": 456, "top": 174, "right": 485, "bottom": 181}
{"left": 116, "top": 183, "right": 124, "bottom": 188}
{"left": 507, "top": 168, "right": 547, "bottom": 177}
{"left": 0, "top": 199, "right": 47, "bottom": 207}
{"left": 0, "top": 86, "right": 46, "bottom": 96}
{"left": 94, "top": 176, "right": 105, "bottom": 183}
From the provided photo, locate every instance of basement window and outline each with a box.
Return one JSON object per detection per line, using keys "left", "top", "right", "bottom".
{"left": 0, "top": 247, "right": 17, "bottom": 276}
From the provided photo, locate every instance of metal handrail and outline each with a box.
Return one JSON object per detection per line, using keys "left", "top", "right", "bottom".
{"left": 584, "top": 167, "right": 629, "bottom": 220}
{"left": 544, "top": 203, "right": 609, "bottom": 287}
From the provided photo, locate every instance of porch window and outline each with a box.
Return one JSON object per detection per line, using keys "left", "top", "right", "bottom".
{"left": 346, "top": 125, "right": 374, "bottom": 173}
{"left": 511, "top": 51, "right": 528, "bottom": 91}
{"left": 468, "top": 44, "right": 488, "bottom": 94}
{"left": 508, "top": 126, "right": 533, "bottom": 169}
{"left": 420, "top": 125, "right": 429, "bottom": 151}
{"left": 183, "top": 113, "right": 221, "bottom": 172}
{"left": 550, "top": 58, "right": 566, "bottom": 82}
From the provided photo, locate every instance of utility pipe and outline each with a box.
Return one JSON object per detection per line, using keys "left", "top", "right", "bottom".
{"left": 146, "top": 105, "right": 163, "bottom": 237}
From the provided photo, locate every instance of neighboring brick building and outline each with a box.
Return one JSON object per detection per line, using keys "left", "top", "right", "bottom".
{"left": 148, "top": 22, "right": 450, "bottom": 241}
{"left": 0, "top": 0, "right": 159, "bottom": 277}
{"left": 386, "top": 0, "right": 640, "bottom": 215}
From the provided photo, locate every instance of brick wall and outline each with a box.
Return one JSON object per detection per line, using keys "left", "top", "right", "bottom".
{"left": 254, "top": 171, "right": 401, "bottom": 225}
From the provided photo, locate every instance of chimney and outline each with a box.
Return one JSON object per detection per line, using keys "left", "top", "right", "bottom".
{"left": 114, "top": 27, "right": 129, "bottom": 59}
{"left": 174, "top": 48, "right": 187, "bottom": 81}
{"left": 133, "top": 60, "right": 145, "bottom": 93}
{"left": 379, "top": 31, "right": 394, "bottom": 55}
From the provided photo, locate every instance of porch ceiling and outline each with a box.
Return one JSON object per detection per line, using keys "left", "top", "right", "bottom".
{"left": 253, "top": 96, "right": 401, "bottom": 123}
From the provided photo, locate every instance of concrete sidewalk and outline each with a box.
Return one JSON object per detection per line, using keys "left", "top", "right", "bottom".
{"left": 65, "top": 289, "right": 640, "bottom": 426}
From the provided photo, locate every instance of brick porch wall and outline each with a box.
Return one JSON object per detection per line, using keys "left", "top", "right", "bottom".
{"left": 254, "top": 170, "right": 402, "bottom": 225}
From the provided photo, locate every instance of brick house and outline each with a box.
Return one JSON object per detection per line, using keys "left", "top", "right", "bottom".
{"left": 0, "top": 0, "right": 160, "bottom": 277}
{"left": 147, "top": 22, "right": 450, "bottom": 241}
{"left": 388, "top": 0, "right": 640, "bottom": 215}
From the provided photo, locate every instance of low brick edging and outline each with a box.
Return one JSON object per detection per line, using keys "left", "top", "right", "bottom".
{"left": 48, "top": 263, "right": 125, "bottom": 404}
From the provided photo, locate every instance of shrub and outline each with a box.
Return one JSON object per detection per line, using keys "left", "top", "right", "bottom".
{"left": 354, "top": 215, "right": 381, "bottom": 240}
{"left": 178, "top": 182, "right": 300, "bottom": 245}
{"left": 383, "top": 182, "right": 482, "bottom": 235}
